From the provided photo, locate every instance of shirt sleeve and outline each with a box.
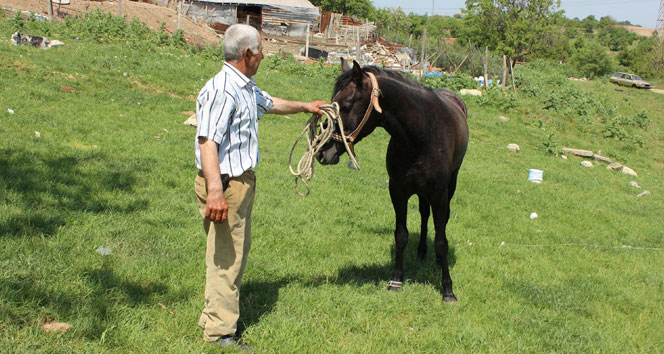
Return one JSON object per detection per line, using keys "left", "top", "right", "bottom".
{"left": 255, "top": 86, "right": 273, "bottom": 119}
{"left": 196, "top": 84, "right": 235, "bottom": 145}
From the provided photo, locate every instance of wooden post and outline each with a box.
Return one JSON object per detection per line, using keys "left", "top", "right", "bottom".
{"left": 117, "top": 0, "right": 122, "bottom": 17}
{"left": 356, "top": 28, "right": 361, "bottom": 62}
{"left": 408, "top": 33, "right": 413, "bottom": 48}
{"left": 483, "top": 46, "right": 489, "bottom": 88}
{"left": 177, "top": 0, "right": 182, "bottom": 30}
{"left": 246, "top": 15, "right": 250, "bottom": 24}
{"left": 502, "top": 55, "right": 507, "bottom": 88}
{"left": 509, "top": 57, "right": 516, "bottom": 92}
{"left": 47, "top": 0, "right": 53, "bottom": 20}
{"left": 305, "top": 24, "right": 310, "bottom": 59}
{"left": 421, "top": 28, "right": 427, "bottom": 74}
{"left": 468, "top": 39, "right": 474, "bottom": 77}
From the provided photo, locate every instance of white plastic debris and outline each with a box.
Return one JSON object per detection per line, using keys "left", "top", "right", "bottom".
{"left": 96, "top": 245, "right": 112, "bottom": 256}
{"left": 528, "top": 169, "right": 543, "bottom": 183}
{"left": 630, "top": 181, "right": 641, "bottom": 189}
{"left": 7, "top": 108, "right": 14, "bottom": 114}
{"left": 500, "top": 241, "right": 505, "bottom": 246}
{"left": 530, "top": 212, "right": 538, "bottom": 219}
{"left": 34, "top": 131, "right": 41, "bottom": 138}
{"left": 561, "top": 155, "right": 568, "bottom": 160}
{"left": 507, "top": 143, "right": 520, "bottom": 152}
{"left": 636, "top": 191, "right": 650, "bottom": 198}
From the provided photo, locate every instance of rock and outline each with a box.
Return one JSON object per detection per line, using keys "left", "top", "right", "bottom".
{"left": 459, "top": 89, "right": 482, "bottom": 96}
{"left": 184, "top": 113, "right": 197, "bottom": 127}
{"left": 561, "top": 155, "right": 568, "bottom": 160}
{"left": 498, "top": 115, "right": 510, "bottom": 122}
{"left": 42, "top": 321, "right": 71, "bottom": 333}
{"left": 607, "top": 162, "right": 623, "bottom": 171}
{"left": 507, "top": 143, "right": 520, "bottom": 152}
{"left": 636, "top": 190, "right": 650, "bottom": 198}
{"left": 630, "top": 181, "right": 641, "bottom": 189}
{"left": 592, "top": 154, "right": 612, "bottom": 164}
{"left": 34, "top": 131, "right": 41, "bottom": 138}
{"left": 562, "top": 147, "right": 593, "bottom": 157}
{"left": 621, "top": 166, "right": 638, "bottom": 177}
{"left": 581, "top": 161, "right": 593, "bottom": 168}
{"left": 530, "top": 212, "right": 538, "bottom": 219}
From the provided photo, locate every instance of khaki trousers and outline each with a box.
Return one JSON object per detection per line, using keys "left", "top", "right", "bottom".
{"left": 195, "top": 169, "right": 256, "bottom": 342}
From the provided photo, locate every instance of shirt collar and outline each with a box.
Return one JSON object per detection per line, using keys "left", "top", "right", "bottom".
{"left": 223, "top": 62, "right": 253, "bottom": 88}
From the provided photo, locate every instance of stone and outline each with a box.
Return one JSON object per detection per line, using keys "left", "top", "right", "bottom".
{"left": 498, "top": 115, "right": 510, "bottom": 122}
{"left": 561, "top": 155, "right": 568, "bottom": 160}
{"left": 459, "top": 89, "right": 482, "bottom": 96}
{"left": 592, "top": 154, "right": 612, "bottom": 164}
{"left": 630, "top": 181, "right": 641, "bottom": 189}
{"left": 507, "top": 143, "right": 520, "bottom": 152}
{"left": 621, "top": 166, "right": 638, "bottom": 177}
{"left": 184, "top": 113, "right": 197, "bottom": 127}
{"left": 562, "top": 147, "right": 593, "bottom": 157}
{"left": 607, "top": 162, "right": 623, "bottom": 171}
{"left": 636, "top": 190, "right": 650, "bottom": 198}
{"left": 581, "top": 161, "right": 593, "bottom": 168}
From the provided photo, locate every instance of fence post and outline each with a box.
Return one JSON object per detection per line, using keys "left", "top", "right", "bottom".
{"left": 421, "top": 28, "right": 427, "bottom": 75}
{"left": 118, "top": 0, "right": 122, "bottom": 17}
{"left": 177, "top": 0, "right": 182, "bottom": 30}
{"left": 509, "top": 57, "right": 517, "bottom": 92}
{"left": 483, "top": 46, "right": 488, "bottom": 88}
{"left": 502, "top": 55, "right": 507, "bottom": 88}
{"left": 47, "top": 0, "right": 53, "bottom": 20}
{"left": 305, "top": 24, "right": 310, "bottom": 59}
{"left": 468, "top": 39, "right": 474, "bottom": 77}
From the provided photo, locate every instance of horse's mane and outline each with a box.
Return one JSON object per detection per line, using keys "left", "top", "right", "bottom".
{"left": 332, "top": 66, "right": 426, "bottom": 97}
{"left": 333, "top": 65, "right": 467, "bottom": 117}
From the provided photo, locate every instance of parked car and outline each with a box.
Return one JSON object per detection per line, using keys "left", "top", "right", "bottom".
{"left": 609, "top": 72, "right": 652, "bottom": 89}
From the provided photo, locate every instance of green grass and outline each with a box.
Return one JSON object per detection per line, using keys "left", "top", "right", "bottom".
{"left": 1, "top": 15, "right": 663, "bottom": 353}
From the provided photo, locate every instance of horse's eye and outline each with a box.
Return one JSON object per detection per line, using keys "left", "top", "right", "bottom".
{"left": 340, "top": 104, "right": 352, "bottom": 112}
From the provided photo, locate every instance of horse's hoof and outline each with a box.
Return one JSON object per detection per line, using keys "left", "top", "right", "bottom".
{"left": 387, "top": 280, "right": 403, "bottom": 292}
{"left": 443, "top": 294, "right": 457, "bottom": 303}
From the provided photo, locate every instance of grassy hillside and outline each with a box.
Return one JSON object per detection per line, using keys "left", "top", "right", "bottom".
{"left": 1, "top": 13, "right": 663, "bottom": 353}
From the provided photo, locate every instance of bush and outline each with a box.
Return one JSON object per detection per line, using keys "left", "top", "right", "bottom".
{"left": 569, "top": 38, "right": 616, "bottom": 78}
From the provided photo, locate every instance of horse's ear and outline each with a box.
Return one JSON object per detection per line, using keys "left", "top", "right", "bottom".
{"left": 351, "top": 60, "right": 363, "bottom": 87}
{"left": 341, "top": 57, "right": 351, "bottom": 72}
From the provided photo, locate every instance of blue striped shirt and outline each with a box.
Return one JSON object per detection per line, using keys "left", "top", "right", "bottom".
{"left": 195, "top": 62, "right": 273, "bottom": 177}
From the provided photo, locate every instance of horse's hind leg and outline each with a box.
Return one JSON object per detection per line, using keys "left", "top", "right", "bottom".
{"left": 417, "top": 195, "right": 430, "bottom": 262}
{"left": 388, "top": 182, "right": 409, "bottom": 291}
{"left": 432, "top": 190, "right": 457, "bottom": 302}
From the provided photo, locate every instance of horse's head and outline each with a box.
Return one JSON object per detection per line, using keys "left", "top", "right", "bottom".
{"left": 316, "top": 59, "right": 383, "bottom": 165}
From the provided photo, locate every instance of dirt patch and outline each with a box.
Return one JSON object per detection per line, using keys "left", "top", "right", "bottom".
{"left": 619, "top": 25, "right": 657, "bottom": 37}
{"left": 650, "top": 88, "right": 664, "bottom": 94}
{"left": 0, "top": 0, "right": 221, "bottom": 47}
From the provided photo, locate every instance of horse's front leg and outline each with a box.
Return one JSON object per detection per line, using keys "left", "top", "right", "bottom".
{"left": 432, "top": 192, "right": 457, "bottom": 302}
{"left": 388, "top": 182, "right": 409, "bottom": 291}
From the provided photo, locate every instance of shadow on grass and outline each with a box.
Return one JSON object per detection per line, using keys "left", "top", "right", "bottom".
{"left": 0, "top": 148, "right": 151, "bottom": 237}
{"left": 238, "top": 236, "right": 458, "bottom": 330}
{"left": 0, "top": 262, "right": 168, "bottom": 339}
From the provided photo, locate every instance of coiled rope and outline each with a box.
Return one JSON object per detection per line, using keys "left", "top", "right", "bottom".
{"left": 288, "top": 103, "right": 360, "bottom": 196}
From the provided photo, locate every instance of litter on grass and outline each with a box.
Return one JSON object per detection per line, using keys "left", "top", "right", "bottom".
{"left": 530, "top": 212, "right": 538, "bottom": 219}
{"left": 7, "top": 108, "right": 14, "bottom": 114}
{"left": 96, "top": 245, "right": 112, "bottom": 256}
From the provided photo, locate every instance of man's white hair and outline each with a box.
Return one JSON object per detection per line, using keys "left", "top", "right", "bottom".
{"left": 223, "top": 24, "right": 260, "bottom": 61}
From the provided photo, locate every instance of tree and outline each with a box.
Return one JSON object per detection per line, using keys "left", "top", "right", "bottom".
{"left": 569, "top": 38, "right": 615, "bottom": 78}
{"left": 310, "top": 0, "right": 375, "bottom": 20}
{"left": 463, "top": 0, "right": 562, "bottom": 61}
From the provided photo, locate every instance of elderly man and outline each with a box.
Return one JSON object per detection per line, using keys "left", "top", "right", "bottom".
{"left": 194, "top": 24, "right": 325, "bottom": 350}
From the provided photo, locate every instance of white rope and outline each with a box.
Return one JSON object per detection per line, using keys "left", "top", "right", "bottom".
{"left": 288, "top": 103, "right": 359, "bottom": 197}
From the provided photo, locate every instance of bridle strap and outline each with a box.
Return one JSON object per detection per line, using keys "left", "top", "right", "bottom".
{"left": 332, "top": 72, "right": 382, "bottom": 145}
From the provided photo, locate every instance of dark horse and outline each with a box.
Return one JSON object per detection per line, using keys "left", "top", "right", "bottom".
{"left": 316, "top": 60, "right": 468, "bottom": 302}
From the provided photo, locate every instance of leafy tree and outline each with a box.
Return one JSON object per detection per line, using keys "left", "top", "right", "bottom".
{"left": 310, "top": 0, "right": 375, "bottom": 20}
{"left": 463, "top": 0, "right": 562, "bottom": 61}
{"left": 580, "top": 15, "right": 597, "bottom": 33}
{"left": 619, "top": 37, "right": 664, "bottom": 78}
{"left": 569, "top": 38, "right": 615, "bottom": 78}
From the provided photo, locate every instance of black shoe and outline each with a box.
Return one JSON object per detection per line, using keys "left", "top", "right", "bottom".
{"left": 210, "top": 335, "right": 253, "bottom": 352}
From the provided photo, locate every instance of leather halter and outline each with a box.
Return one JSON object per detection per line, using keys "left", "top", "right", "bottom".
{"left": 332, "top": 72, "right": 382, "bottom": 153}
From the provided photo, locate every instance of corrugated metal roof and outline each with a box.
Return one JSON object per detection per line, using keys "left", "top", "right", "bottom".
{"left": 198, "top": 0, "right": 317, "bottom": 9}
